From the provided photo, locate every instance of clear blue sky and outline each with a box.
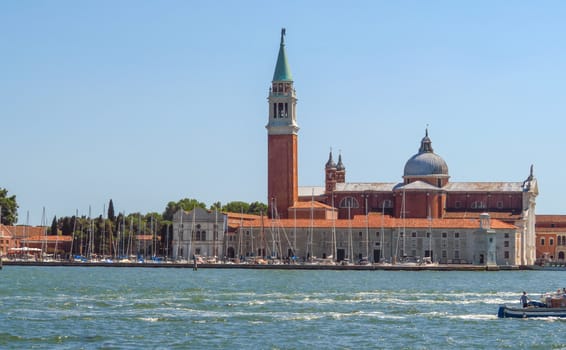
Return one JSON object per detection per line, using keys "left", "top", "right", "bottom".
{"left": 2, "top": 1, "right": 565, "bottom": 225}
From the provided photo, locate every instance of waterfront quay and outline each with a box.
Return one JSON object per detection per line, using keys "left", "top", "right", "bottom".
{"left": 2, "top": 260, "right": 523, "bottom": 271}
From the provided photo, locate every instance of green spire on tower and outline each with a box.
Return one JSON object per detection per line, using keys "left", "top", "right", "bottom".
{"left": 272, "top": 28, "right": 293, "bottom": 82}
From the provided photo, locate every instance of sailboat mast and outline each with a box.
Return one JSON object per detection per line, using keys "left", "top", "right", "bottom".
{"left": 177, "top": 210, "right": 183, "bottom": 260}
{"left": 126, "top": 215, "right": 131, "bottom": 259}
{"left": 237, "top": 207, "right": 243, "bottom": 261}
{"left": 166, "top": 223, "right": 170, "bottom": 260}
{"left": 90, "top": 207, "right": 95, "bottom": 260}
{"left": 332, "top": 192, "right": 337, "bottom": 262}
{"left": 136, "top": 213, "right": 143, "bottom": 259}
{"left": 380, "top": 204, "right": 385, "bottom": 262}
{"left": 428, "top": 205, "right": 432, "bottom": 259}
{"left": 41, "top": 207, "right": 46, "bottom": 261}
{"left": 214, "top": 209, "right": 218, "bottom": 258}
{"left": 308, "top": 191, "right": 314, "bottom": 261}
{"left": 151, "top": 214, "right": 155, "bottom": 258}
{"left": 114, "top": 211, "right": 120, "bottom": 259}
{"left": 271, "top": 199, "right": 276, "bottom": 259}
{"left": 190, "top": 207, "right": 195, "bottom": 260}
{"left": 87, "top": 205, "right": 93, "bottom": 260}
{"left": 293, "top": 207, "right": 297, "bottom": 257}
{"left": 270, "top": 199, "right": 276, "bottom": 258}
{"left": 24, "top": 210, "right": 29, "bottom": 250}
{"left": 78, "top": 219, "right": 83, "bottom": 257}
{"left": 69, "top": 209, "right": 77, "bottom": 260}
{"left": 250, "top": 223, "right": 255, "bottom": 256}
{"left": 402, "top": 189, "right": 406, "bottom": 258}
{"left": 101, "top": 204, "right": 106, "bottom": 258}
{"left": 260, "top": 211, "right": 266, "bottom": 258}
{"left": 365, "top": 196, "right": 369, "bottom": 260}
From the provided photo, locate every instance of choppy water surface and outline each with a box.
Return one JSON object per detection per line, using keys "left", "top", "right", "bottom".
{"left": 1, "top": 266, "right": 565, "bottom": 349}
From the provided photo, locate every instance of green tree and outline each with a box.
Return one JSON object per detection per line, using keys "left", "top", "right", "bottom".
{"left": 0, "top": 188, "right": 18, "bottom": 225}
{"left": 223, "top": 201, "right": 250, "bottom": 214}
{"left": 60, "top": 216, "right": 74, "bottom": 236}
{"left": 248, "top": 201, "right": 268, "bottom": 215}
{"left": 108, "top": 199, "right": 116, "bottom": 221}
{"left": 50, "top": 216, "right": 58, "bottom": 235}
{"left": 162, "top": 198, "right": 206, "bottom": 221}
{"left": 210, "top": 201, "right": 222, "bottom": 211}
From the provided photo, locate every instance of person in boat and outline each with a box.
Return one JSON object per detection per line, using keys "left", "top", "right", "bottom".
{"left": 520, "top": 291, "right": 530, "bottom": 308}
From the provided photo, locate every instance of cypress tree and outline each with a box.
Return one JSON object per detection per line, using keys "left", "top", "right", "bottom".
{"left": 108, "top": 199, "right": 116, "bottom": 222}
{"left": 50, "top": 216, "right": 58, "bottom": 235}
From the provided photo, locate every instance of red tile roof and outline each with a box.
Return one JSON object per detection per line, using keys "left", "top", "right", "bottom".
{"left": 536, "top": 215, "right": 566, "bottom": 223}
{"left": 136, "top": 235, "right": 159, "bottom": 241}
{"left": 236, "top": 213, "right": 516, "bottom": 230}
{"left": 226, "top": 212, "right": 263, "bottom": 230}
{"left": 7, "top": 225, "right": 47, "bottom": 239}
{"left": 0, "top": 224, "right": 15, "bottom": 238}
{"left": 25, "top": 235, "right": 72, "bottom": 242}
{"left": 536, "top": 227, "right": 566, "bottom": 233}
{"left": 226, "top": 212, "right": 261, "bottom": 220}
{"left": 444, "top": 211, "right": 521, "bottom": 221}
{"left": 535, "top": 215, "right": 566, "bottom": 229}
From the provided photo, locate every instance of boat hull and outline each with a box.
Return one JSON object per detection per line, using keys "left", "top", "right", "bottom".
{"left": 498, "top": 305, "right": 566, "bottom": 318}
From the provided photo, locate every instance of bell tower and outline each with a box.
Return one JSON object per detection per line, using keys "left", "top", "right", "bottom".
{"left": 266, "top": 28, "right": 299, "bottom": 219}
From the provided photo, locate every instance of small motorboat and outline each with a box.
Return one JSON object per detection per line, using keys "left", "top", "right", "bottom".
{"left": 498, "top": 303, "right": 566, "bottom": 318}
{"left": 498, "top": 291, "right": 566, "bottom": 318}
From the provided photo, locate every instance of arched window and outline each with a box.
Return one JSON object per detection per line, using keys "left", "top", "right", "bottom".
{"left": 339, "top": 197, "right": 359, "bottom": 209}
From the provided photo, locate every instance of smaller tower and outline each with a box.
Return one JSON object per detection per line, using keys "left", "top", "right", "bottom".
{"left": 336, "top": 153, "right": 346, "bottom": 184}
{"left": 325, "top": 150, "right": 337, "bottom": 192}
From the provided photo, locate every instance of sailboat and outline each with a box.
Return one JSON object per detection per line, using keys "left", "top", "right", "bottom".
{"left": 393, "top": 188, "right": 419, "bottom": 266}
{"left": 422, "top": 208, "right": 438, "bottom": 266}
{"left": 376, "top": 204, "right": 391, "bottom": 266}
{"left": 359, "top": 196, "right": 370, "bottom": 265}
{"left": 339, "top": 203, "right": 354, "bottom": 266}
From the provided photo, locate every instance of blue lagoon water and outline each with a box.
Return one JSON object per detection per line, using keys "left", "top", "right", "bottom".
{"left": 1, "top": 266, "right": 565, "bottom": 349}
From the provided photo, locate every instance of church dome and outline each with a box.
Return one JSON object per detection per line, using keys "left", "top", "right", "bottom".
{"left": 403, "top": 130, "right": 449, "bottom": 177}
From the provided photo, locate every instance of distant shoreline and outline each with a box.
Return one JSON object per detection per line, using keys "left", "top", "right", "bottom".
{"left": 2, "top": 261, "right": 528, "bottom": 271}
